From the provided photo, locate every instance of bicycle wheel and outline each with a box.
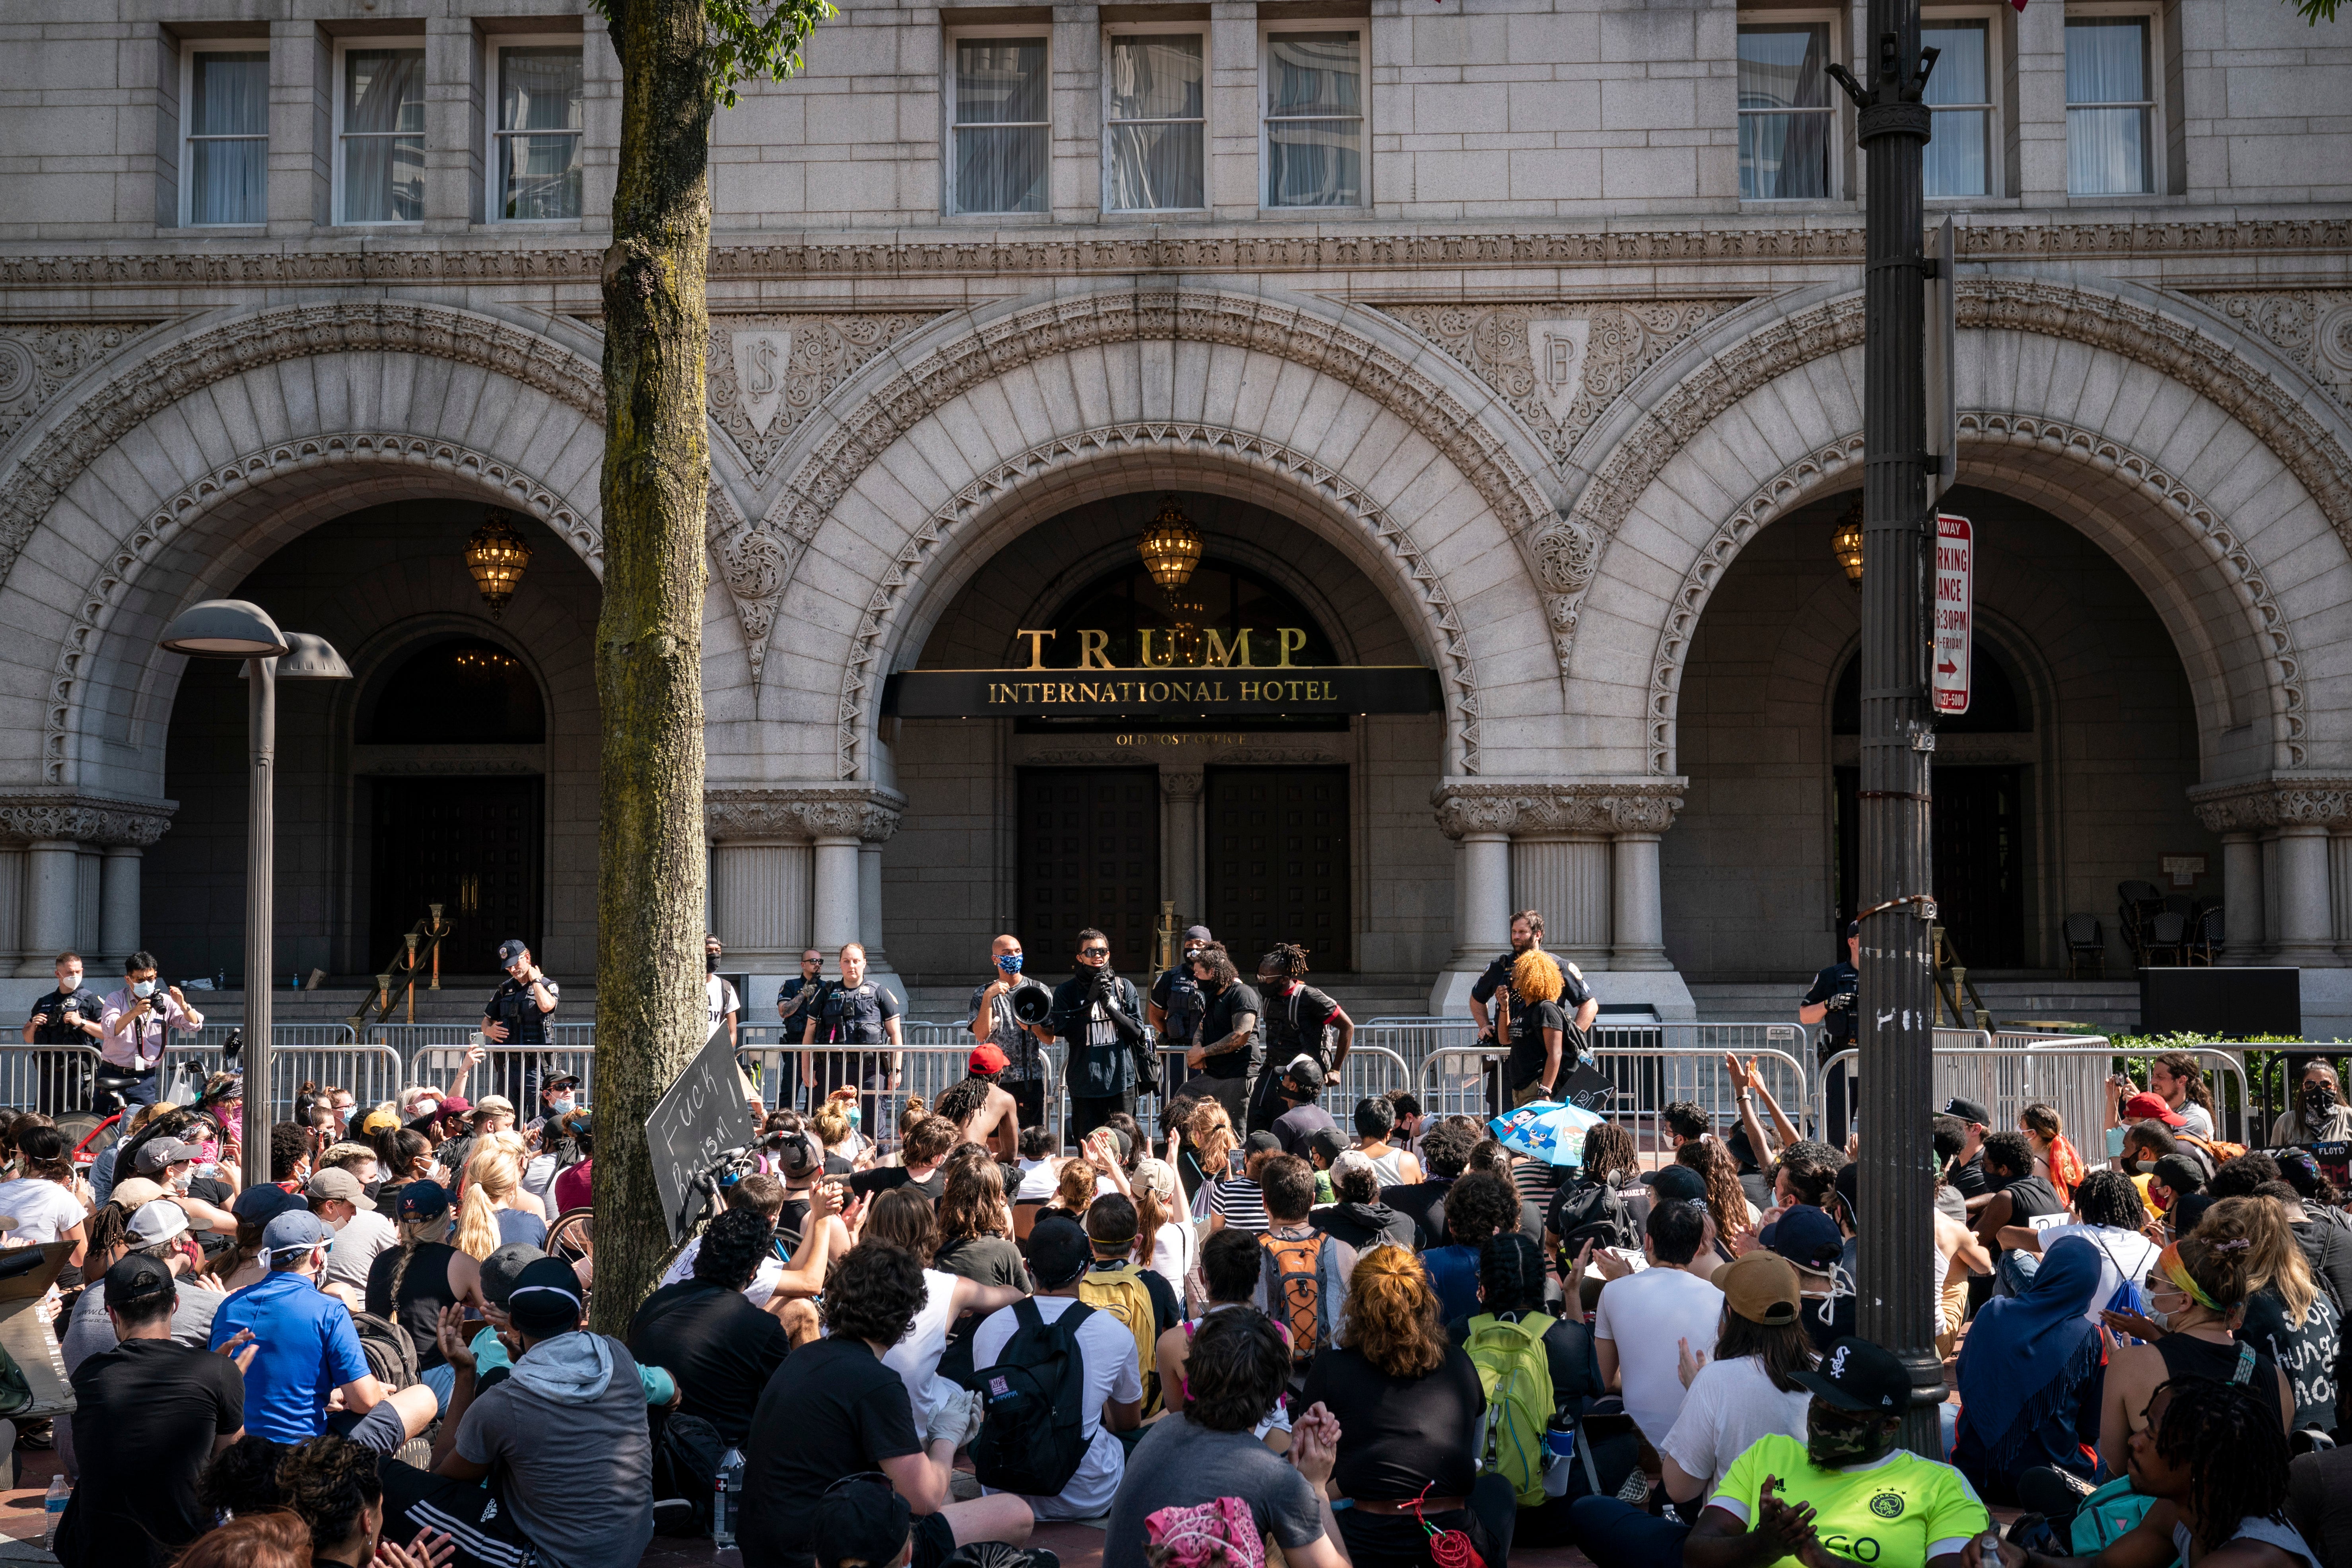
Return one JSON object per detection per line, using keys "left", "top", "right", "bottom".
{"left": 544, "top": 1207, "right": 594, "bottom": 1298}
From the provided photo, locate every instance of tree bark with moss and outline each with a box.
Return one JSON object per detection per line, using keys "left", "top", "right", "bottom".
{"left": 587, "top": 0, "right": 830, "bottom": 1337}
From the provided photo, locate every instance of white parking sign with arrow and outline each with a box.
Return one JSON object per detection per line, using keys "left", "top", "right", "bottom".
{"left": 1933, "top": 513, "right": 1972, "bottom": 717}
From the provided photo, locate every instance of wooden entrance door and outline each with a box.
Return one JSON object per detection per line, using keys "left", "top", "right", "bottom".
{"left": 1016, "top": 769, "right": 1161, "bottom": 974}
{"left": 369, "top": 777, "right": 544, "bottom": 973}
{"left": 1204, "top": 767, "right": 1350, "bottom": 972}
{"left": 1834, "top": 764, "right": 2024, "bottom": 969}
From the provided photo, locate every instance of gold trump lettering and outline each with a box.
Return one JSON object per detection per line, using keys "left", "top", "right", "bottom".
{"left": 1015, "top": 627, "right": 1314, "bottom": 670}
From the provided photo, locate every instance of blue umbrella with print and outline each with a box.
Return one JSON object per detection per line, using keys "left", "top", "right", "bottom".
{"left": 1488, "top": 1100, "right": 1606, "bottom": 1168}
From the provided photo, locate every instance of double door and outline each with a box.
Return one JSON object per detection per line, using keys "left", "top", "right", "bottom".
{"left": 1016, "top": 769, "right": 1161, "bottom": 975}
{"left": 1204, "top": 766, "right": 1350, "bottom": 972}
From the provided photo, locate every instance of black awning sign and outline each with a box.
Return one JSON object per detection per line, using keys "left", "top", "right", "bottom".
{"left": 881, "top": 666, "right": 1442, "bottom": 719}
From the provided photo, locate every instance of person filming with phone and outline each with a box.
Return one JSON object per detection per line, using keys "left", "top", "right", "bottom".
{"left": 99, "top": 950, "right": 205, "bottom": 1110}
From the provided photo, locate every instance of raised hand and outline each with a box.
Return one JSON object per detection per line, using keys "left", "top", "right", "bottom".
{"left": 375, "top": 1528, "right": 457, "bottom": 1568}
{"left": 435, "top": 1304, "right": 477, "bottom": 1375}
{"left": 215, "top": 1327, "right": 259, "bottom": 1374}
{"left": 1677, "top": 1337, "right": 1708, "bottom": 1388}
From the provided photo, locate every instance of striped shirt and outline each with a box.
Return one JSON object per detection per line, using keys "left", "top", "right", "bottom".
{"left": 1209, "top": 1177, "right": 1269, "bottom": 1234}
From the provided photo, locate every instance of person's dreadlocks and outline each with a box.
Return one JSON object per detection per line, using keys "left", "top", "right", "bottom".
{"left": 2155, "top": 1376, "right": 2291, "bottom": 1555}
{"left": 1260, "top": 942, "right": 1310, "bottom": 982}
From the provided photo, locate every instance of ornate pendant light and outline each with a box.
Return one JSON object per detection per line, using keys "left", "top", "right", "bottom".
{"left": 1831, "top": 499, "right": 1865, "bottom": 589}
{"left": 465, "top": 509, "right": 534, "bottom": 619}
{"left": 1137, "top": 495, "right": 1203, "bottom": 591}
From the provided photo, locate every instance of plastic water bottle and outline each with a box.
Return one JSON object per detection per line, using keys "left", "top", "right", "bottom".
{"left": 41, "top": 1475, "right": 68, "bottom": 1549}
{"left": 712, "top": 1447, "right": 745, "bottom": 1549}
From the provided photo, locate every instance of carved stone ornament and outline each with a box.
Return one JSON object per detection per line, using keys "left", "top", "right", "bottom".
{"left": 2189, "top": 777, "right": 2352, "bottom": 833}
{"left": 706, "top": 313, "right": 942, "bottom": 476}
{"left": 2194, "top": 290, "right": 2352, "bottom": 410}
{"left": 704, "top": 785, "right": 908, "bottom": 844}
{"left": 1429, "top": 781, "right": 1684, "bottom": 840}
{"left": 0, "top": 322, "right": 162, "bottom": 444}
{"left": 0, "top": 791, "right": 175, "bottom": 848}
{"left": 1378, "top": 301, "right": 1737, "bottom": 469}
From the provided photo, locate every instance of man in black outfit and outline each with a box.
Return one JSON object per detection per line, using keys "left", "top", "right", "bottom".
{"left": 22, "top": 950, "right": 105, "bottom": 1116}
{"left": 1799, "top": 920, "right": 1860, "bottom": 1146}
{"left": 1182, "top": 941, "right": 1262, "bottom": 1133}
{"left": 1940, "top": 1096, "right": 1998, "bottom": 1213}
{"left": 54, "top": 1256, "right": 247, "bottom": 1568}
{"left": 1037, "top": 926, "right": 1150, "bottom": 1143}
{"left": 1385, "top": 1116, "right": 1479, "bottom": 1251}
{"left": 1972, "top": 1129, "right": 2068, "bottom": 1295}
{"left": 629, "top": 1208, "right": 792, "bottom": 1447}
{"left": 1147, "top": 924, "right": 1215, "bottom": 1072}
{"left": 1247, "top": 943, "right": 1354, "bottom": 1134}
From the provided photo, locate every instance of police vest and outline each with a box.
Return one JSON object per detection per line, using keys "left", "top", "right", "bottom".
{"left": 1157, "top": 968, "right": 1205, "bottom": 1045}
{"left": 816, "top": 981, "right": 889, "bottom": 1045}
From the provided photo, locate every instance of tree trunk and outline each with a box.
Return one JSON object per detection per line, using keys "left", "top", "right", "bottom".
{"left": 589, "top": 0, "right": 713, "bottom": 1337}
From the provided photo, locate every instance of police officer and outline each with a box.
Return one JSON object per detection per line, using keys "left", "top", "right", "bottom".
{"left": 799, "top": 942, "right": 903, "bottom": 1135}
{"left": 770, "top": 947, "right": 824, "bottom": 1109}
{"left": 1800, "top": 919, "right": 1861, "bottom": 1146}
{"left": 1245, "top": 942, "right": 1355, "bottom": 1135}
{"left": 967, "top": 933, "right": 1050, "bottom": 1129}
{"left": 481, "top": 938, "right": 559, "bottom": 1105}
{"left": 1148, "top": 924, "right": 1215, "bottom": 1068}
{"left": 1035, "top": 926, "right": 1148, "bottom": 1144}
{"left": 24, "top": 950, "right": 105, "bottom": 1115}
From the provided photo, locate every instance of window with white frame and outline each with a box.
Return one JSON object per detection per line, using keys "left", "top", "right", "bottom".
{"left": 1922, "top": 19, "right": 1992, "bottom": 197}
{"left": 1263, "top": 31, "right": 1361, "bottom": 208}
{"left": 494, "top": 44, "right": 584, "bottom": 220}
{"left": 337, "top": 43, "right": 424, "bottom": 223}
{"left": 183, "top": 47, "right": 269, "bottom": 226}
{"left": 1106, "top": 32, "right": 1204, "bottom": 211}
{"left": 2066, "top": 14, "right": 2153, "bottom": 194}
{"left": 1737, "top": 21, "right": 1835, "bottom": 199}
{"left": 950, "top": 35, "right": 1049, "bottom": 215}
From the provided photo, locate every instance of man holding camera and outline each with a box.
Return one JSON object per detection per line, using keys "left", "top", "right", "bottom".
{"left": 967, "top": 933, "right": 1050, "bottom": 1130}
{"left": 1035, "top": 927, "right": 1149, "bottom": 1144}
{"left": 481, "top": 938, "right": 559, "bottom": 1106}
{"left": 1799, "top": 919, "right": 1861, "bottom": 1147}
{"left": 99, "top": 950, "right": 206, "bottom": 1110}
{"left": 770, "top": 948, "right": 825, "bottom": 1111}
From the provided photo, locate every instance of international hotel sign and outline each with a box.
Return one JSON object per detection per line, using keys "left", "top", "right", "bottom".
{"left": 881, "top": 627, "right": 1443, "bottom": 719}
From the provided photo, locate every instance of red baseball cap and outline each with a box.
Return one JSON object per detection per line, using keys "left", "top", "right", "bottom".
{"left": 2121, "top": 1090, "right": 2185, "bottom": 1128}
{"left": 968, "top": 1044, "right": 1009, "bottom": 1075}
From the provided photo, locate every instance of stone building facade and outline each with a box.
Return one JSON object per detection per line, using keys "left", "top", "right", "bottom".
{"left": 0, "top": 0, "right": 2348, "bottom": 1026}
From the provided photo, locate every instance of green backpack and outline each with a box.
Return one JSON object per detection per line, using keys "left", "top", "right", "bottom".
{"left": 1463, "top": 1312, "right": 1555, "bottom": 1506}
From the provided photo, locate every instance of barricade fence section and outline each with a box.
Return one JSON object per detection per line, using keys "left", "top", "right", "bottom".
{"left": 0, "top": 1044, "right": 100, "bottom": 1120}
{"left": 159, "top": 1036, "right": 401, "bottom": 1127}
{"left": 1811, "top": 1040, "right": 2254, "bottom": 1152}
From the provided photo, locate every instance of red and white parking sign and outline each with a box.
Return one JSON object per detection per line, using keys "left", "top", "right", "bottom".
{"left": 1933, "top": 513, "right": 1972, "bottom": 716}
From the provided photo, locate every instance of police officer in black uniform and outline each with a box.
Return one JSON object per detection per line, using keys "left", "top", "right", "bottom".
{"left": 482, "top": 938, "right": 560, "bottom": 1105}
{"left": 1148, "top": 925, "right": 1213, "bottom": 1090}
{"left": 771, "top": 947, "right": 825, "bottom": 1110}
{"left": 22, "top": 950, "right": 105, "bottom": 1115}
{"left": 1245, "top": 942, "right": 1355, "bottom": 1135}
{"left": 799, "top": 941, "right": 903, "bottom": 1135}
{"left": 1800, "top": 919, "right": 1861, "bottom": 1146}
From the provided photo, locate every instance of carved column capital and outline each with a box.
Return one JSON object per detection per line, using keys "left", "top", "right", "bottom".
{"left": 0, "top": 791, "right": 176, "bottom": 848}
{"left": 1159, "top": 767, "right": 1205, "bottom": 803}
{"left": 2189, "top": 775, "right": 2352, "bottom": 834}
{"left": 1431, "top": 779, "right": 1685, "bottom": 840}
{"left": 704, "top": 785, "right": 908, "bottom": 845}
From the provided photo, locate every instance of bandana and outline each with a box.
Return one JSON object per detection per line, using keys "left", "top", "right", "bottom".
{"left": 2158, "top": 1242, "right": 2221, "bottom": 1312}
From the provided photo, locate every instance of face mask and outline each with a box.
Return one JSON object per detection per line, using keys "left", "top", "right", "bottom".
{"left": 707, "top": 952, "right": 721, "bottom": 974}
{"left": 1806, "top": 1410, "right": 1895, "bottom": 1469}
{"left": 197, "top": 1139, "right": 220, "bottom": 1164}
{"left": 997, "top": 953, "right": 1024, "bottom": 974}
{"left": 2141, "top": 1301, "right": 2174, "bottom": 1334}
{"left": 415, "top": 1099, "right": 439, "bottom": 1119}
{"left": 847, "top": 1108, "right": 862, "bottom": 1128}
{"left": 131, "top": 979, "right": 156, "bottom": 999}
{"left": 2303, "top": 1084, "right": 2338, "bottom": 1114}
{"left": 170, "top": 1169, "right": 191, "bottom": 1193}
{"left": 549, "top": 1097, "right": 577, "bottom": 1116}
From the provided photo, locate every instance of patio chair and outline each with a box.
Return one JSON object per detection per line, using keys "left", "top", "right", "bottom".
{"left": 2064, "top": 913, "right": 2105, "bottom": 979}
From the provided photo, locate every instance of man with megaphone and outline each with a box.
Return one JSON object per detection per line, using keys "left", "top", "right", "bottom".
{"left": 966, "top": 933, "right": 1053, "bottom": 1131}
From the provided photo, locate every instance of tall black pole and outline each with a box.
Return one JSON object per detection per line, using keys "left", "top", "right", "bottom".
{"left": 1846, "top": 0, "right": 1944, "bottom": 1456}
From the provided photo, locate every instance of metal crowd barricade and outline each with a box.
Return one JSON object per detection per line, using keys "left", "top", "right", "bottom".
{"left": 1809, "top": 1038, "right": 2252, "bottom": 1150}
{"left": 157, "top": 1027, "right": 402, "bottom": 1125}
{"left": 0, "top": 1044, "right": 102, "bottom": 1119}
{"left": 734, "top": 1041, "right": 1061, "bottom": 1156}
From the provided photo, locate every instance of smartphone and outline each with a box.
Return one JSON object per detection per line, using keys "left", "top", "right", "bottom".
{"left": 2105, "top": 1127, "right": 2128, "bottom": 1158}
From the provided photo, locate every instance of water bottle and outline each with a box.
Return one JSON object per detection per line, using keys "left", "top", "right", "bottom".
{"left": 711, "top": 1446, "right": 745, "bottom": 1549}
{"left": 41, "top": 1475, "right": 68, "bottom": 1548}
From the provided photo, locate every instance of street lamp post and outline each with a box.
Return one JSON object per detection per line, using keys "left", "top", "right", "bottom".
{"left": 160, "top": 602, "right": 349, "bottom": 1192}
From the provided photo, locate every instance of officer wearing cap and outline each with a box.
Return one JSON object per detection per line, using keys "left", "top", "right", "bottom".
{"left": 209, "top": 1209, "right": 385, "bottom": 1442}
{"left": 1800, "top": 920, "right": 1862, "bottom": 1146}
{"left": 482, "top": 938, "right": 559, "bottom": 1104}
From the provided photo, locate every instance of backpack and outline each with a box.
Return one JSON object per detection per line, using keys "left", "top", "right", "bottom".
{"left": 649, "top": 1409, "right": 726, "bottom": 1537}
{"left": 971, "top": 1298, "right": 1098, "bottom": 1497}
{"left": 1079, "top": 1261, "right": 1163, "bottom": 1417}
{"left": 1259, "top": 1230, "right": 1333, "bottom": 1371}
{"left": 1463, "top": 1312, "right": 1556, "bottom": 1506}
{"left": 351, "top": 1310, "right": 420, "bottom": 1392}
{"left": 1552, "top": 1178, "right": 1640, "bottom": 1255}
{"left": 2179, "top": 1131, "right": 2246, "bottom": 1168}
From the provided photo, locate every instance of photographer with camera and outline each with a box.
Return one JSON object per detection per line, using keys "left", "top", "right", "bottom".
{"left": 1798, "top": 919, "right": 1860, "bottom": 1147}
{"left": 99, "top": 950, "right": 206, "bottom": 1110}
{"left": 799, "top": 942, "right": 904, "bottom": 1138}
{"left": 1035, "top": 927, "right": 1151, "bottom": 1144}
{"left": 772, "top": 947, "right": 825, "bottom": 1111}
{"left": 966, "top": 933, "right": 1052, "bottom": 1130}
{"left": 480, "top": 939, "right": 559, "bottom": 1105}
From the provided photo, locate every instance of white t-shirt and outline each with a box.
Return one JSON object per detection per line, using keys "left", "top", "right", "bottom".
{"left": 1592, "top": 1265, "right": 1726, "bottom": 1448}
{"left": 707, "top": 974, "right": 740, "bottom": 1031}
{"left": 972, "top": 1293, "right": 1143, "bottom": 1519}
{"left": 1015, "top": 1159, "right": 1058, "bottom": 1201}
{"left": 2037, "top": 1223, "right": 2159, "bottom": 1323}
{"left": 0, "top": 1178, "right": 86, "bottom": 1245}
{"left": 326, "top": 1209, "right": 400, "bottom": 1289}
{"left": 658, "top": 1234, "right": 788, "bottom": 1307}
{"left": 1148, "top": 1213, "right": 1196, "bottom": 1310}
{"left": 882, "top": 1268, "right": 961, "bottom": 1431}
{"left": 1660, "top": 1353, "right": 1813, "bottom": 1490}
{"left": 520, "top": 1152, "right": 560, "bottom": 1210}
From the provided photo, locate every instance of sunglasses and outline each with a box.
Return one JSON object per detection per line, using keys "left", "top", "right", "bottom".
{"left": 1079, "top": 946, "right": 1109, "bottom": 956}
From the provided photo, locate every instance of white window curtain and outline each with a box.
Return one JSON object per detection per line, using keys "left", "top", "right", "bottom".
{"left": 1265, "top": 32, "right": 1361, "bottom": 208}
{"left": 342, "top": 48, "right": 424, "bottom": 222}
{"left": 1738, "top": 23, "right": 1832, "bottom": 199}
{"left": 189, "top": 51, "right": 268, "bottom": 225}
{"left": 953, "top": 39, "right": 1048, "bottom": 214}
{"left": 2066, "top": 17, "right": 2150, "bottom": 194}
{"left": 498, "top": 47, "right": 583, "bottom": 220}
{"left": 1921, "top": 21, "right": 1989, "bottom": 198}
{"left": 1107, "top": 35, "right": 1204, "bottom": 211}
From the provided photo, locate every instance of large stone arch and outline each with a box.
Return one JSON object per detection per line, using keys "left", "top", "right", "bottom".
{"left": 1562, "top": 277, "right": 2352, "bottom": 783}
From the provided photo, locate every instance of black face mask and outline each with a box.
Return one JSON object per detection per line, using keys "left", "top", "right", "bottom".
{"left": 707, "top": 952, "right": 721, "bottom": 974}
{"left": 1806, "top": 1407, "right": 1897, "bottom": 1469}
{"left": 2304, "top": 1084, "right": 2338, "bottom": 1114}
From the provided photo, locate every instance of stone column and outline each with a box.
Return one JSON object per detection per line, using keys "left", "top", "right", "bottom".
{"left": 706, "top": 785, "right": 904, "bottom": 1014}
{"left": 100, "top": 848, "right": 143, "bottom": 971}
{"left": 2275, "top": 826, "right": 2335, "bottom": 960}
{"left": 2219, "top": 830, "right": 2265, "bottom": 959}
{"left": 2193, "top": 778, "right": 2352, "bottom": 966}
{"left": 707, "top": 844, "right": 813, "bottom": 965}
{"left": 1161, "top": 767, "right": 1205, "bottom": 927}
{"left": 17, "top": 842, "right": 79, "bottom": 977}
{"left": 2333, "top": 830, "right": 2352, "bottom": 957}
{"left": 1512, "top": 835, "right": 1611, "bottom": 969}
{"left": 858, "top": 845, "right": 889, "bottom": 970}
{"left": 0, "top": 847, "right": 21, "bottom": 974}
{"left": 75, "top": 849, "right": 101, "bottom": 958}
{"left": 812, "top": 837, "right": 862, "bottom": 956}
{"left": 1610, "top": 831, "right": 1671, "bottom": 971}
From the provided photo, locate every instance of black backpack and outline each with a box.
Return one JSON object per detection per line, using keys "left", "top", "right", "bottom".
{"left": 1552, "top": 1177, "right": 1641, "bottom": 1255}
{"left": 650, "top": 1409, "right": 727, "bottom": 1537}
{"left": 350, "top": 1312, "right": 434, "bottom": 1467}
{"left": 970, "top": 1298, "right": 1096, "bottom": 1497}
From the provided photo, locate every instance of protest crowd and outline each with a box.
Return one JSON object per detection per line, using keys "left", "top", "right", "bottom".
{"left": 6, "top": 924, "right": 2352, "bottom": 1568}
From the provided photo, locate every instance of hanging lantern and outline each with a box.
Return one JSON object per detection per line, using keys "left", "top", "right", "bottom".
{"left": 465, "top": 510, "right": 534, "bottom": 619}
{"left": 1137, "top": 495, "right": 1203, "bottom": 591}
{"left": 1831, "top": 499, "right": 1865, "bottom": 589}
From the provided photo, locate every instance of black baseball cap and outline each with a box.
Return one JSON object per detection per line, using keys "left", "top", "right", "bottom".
{"left": 1644, "top": 1164, "right": 1708, "bottom": 1203}
{"left": 231, "top": 1183, "right": 305, "bottom": 1226}
{"left": 103, "top": 1254, "right": 176, "bottom": 1310}
{"left": 1283, "top": 1058, "right": 1325, "bottom": 1096}
{"left": 498, "top": 939, "right": 529, "bottom": 965}
{"left": 814, "top": 1474, "right": 912, "bottom": 1568}
{"left": 1243, "top": 1129, "right": 1283, "bottom": 1156}
{"left": 1941, "top": 1096, "right": 1991, "bottom": 1126}
{"left": 1843, "top": 919, "right": 1858, "bottom": 939}
{"left": 1027, "top": 1214, "right": 1091, "bottom": 1289}
{"left": 505, "top": 1256, "right": 585, "bottom": 1336}
{"left": 1791, "top": 1335, "right": 1909, "bottom": 1414}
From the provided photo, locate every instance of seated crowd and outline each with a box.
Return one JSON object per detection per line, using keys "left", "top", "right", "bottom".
{"left": 12, "top": 1027, "right": 2352, "bottom": 1568}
